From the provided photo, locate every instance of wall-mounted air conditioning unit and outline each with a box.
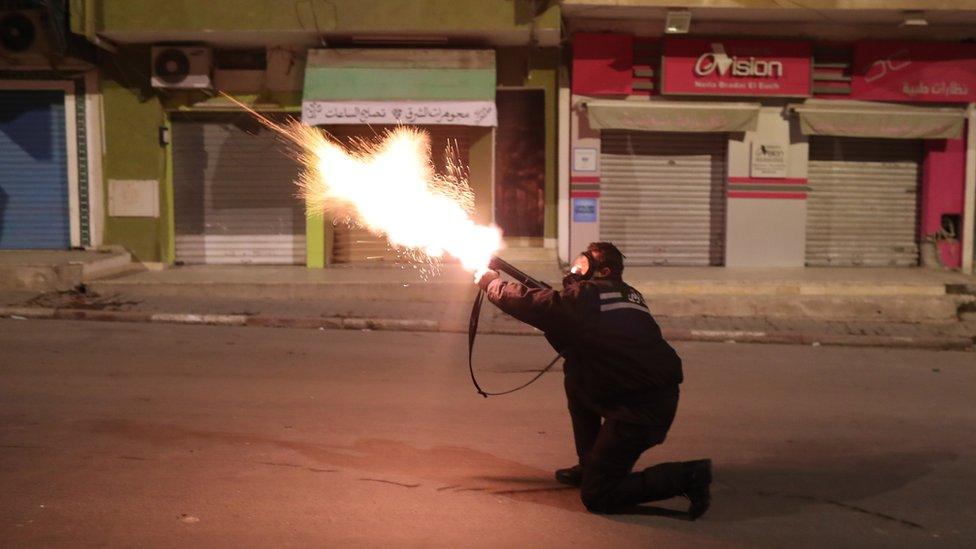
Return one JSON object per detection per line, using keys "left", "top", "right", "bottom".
{"left": 0, "top": 10, "right": 53, "bottom": 57}
{"left": 151, "top": 46, "right": 212, "bottom": 89}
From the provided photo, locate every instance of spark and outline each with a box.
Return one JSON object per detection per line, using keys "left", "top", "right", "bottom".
{"left": 219, "top": 93, "right": 502, "bottom": 274}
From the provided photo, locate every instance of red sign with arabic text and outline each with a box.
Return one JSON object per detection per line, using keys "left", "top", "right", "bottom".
{"left": 851, "top": 41, "right": 976, "bottom": 103}
{"left": 662, "top": 39, "right": 811, "bottom": 97}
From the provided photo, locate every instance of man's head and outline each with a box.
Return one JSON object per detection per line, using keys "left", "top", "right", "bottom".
{"left": 568, "top": 241, "right": 625, "bottom": 281}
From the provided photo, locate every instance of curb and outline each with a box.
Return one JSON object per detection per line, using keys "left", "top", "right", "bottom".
{"left": 1, "top": 306, "right": 972, "bottom": 351}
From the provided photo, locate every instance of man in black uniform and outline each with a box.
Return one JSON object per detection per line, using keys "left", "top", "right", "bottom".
{"left": 476, "top": 242, "right": 712, "bottom": 517}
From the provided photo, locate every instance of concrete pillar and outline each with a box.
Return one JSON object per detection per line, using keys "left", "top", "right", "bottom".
{"left": 725, "top": 104, "right": 808, "bottom": 267}
{"left": 305, "top": 213, "right": 325, "bottom": 268}
{"left": 568, "top": 97, "right": 602, "bottom": 257}
{"left": 964, "top": 106, "right": 976, "bottom": 274}
{"left": 558, "top": 75, "right": 571, "bottom": 264}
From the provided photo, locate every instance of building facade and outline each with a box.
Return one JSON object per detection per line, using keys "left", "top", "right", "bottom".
{"left": 4, "top": 2, "right": 976, "bottom": 274}
{"left": 0, "top": 2, "right": 103, "bottom": 251}
{"left": 0, "top": 0, "right": 560, "bottom": 266}
{"left": 561, "top": 1, "right": 976, "bottom": 272}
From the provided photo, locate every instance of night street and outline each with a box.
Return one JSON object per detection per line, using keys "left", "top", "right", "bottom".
{"left": 1, "top": 319, "right": 973, "bottom": 547}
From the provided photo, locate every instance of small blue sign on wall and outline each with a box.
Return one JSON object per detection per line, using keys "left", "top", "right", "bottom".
{"left": 573, "top": 198, "right": 597, "bottom": 223}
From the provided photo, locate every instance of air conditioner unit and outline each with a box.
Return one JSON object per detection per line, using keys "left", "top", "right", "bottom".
{"left": 151, "top": 46, "right": 212, "bottom": 89}
{"left": 0, "top": 10, "right": 54, "bottom": 57}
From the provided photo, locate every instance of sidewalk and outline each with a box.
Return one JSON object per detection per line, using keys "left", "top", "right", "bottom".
{"left": 1, "top": 260, "right": 974, "bottom": 350}
{"left": 81, "top": 262, "right": 976, "bottom": 322}
{"left": 0, "top": 249, "right": 137, "bottom": 291}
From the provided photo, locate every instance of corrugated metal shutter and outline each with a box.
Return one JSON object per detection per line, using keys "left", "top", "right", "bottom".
{"left": 322, "top": 125, "right": 474, "bottom": 263}
{"left": 806, "top": 136, "right": 921, "bottom": 266}
{"left": 600, "top": 131, "right": 727, "bottom": 266}
{"left": 0, "top": 90, "right": 70, "bottom": 249}
{"left": 173, "top": 114, "right": 306, "bottom": 264}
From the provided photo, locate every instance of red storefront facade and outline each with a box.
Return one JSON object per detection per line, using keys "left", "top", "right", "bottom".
{"left": 565, "top": 33, "right": 975, "bottom": 270}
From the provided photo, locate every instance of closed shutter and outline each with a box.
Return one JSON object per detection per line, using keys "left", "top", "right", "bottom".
{"left": 173, "top": 114, "right": 306, "bottom": 264}
{"left": 0, "top": 90, "right": 70, "bottom": 249}
{"left": 806, "top": 137, "right": 921, "bottom": 266}
{"left": 322, "top": 125, "right": 474, "bottom": 263}
{"left": 600, "top": 131, "right": 727, "bottom": 266}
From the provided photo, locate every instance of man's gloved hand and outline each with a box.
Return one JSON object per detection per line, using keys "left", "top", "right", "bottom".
{"left": 475, "top": 269, "right": 499, "bottom": 291}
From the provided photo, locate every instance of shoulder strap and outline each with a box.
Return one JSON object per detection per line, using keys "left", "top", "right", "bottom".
{"left": 468, "top": 288, "right": 562, "bottom": 398}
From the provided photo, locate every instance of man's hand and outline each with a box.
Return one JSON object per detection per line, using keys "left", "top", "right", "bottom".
{"left": 475, "top": 268, "right": 499, "bottom": 290}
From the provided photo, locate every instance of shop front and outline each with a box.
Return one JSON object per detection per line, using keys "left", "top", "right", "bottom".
{"left": 569, "top": 33, "right": 976, "bottom": 269}
{"left": 301, "top": 48, "right": 497, "bottom": 265}
{"left": 0, "top": 87, "right": 71, "bottom": 250}
{"left": 570, "top": 35, "right": 809, "bottom": 267}
{"left": 794, "top": 41, "right": 976, "bottom": 269}
{"left": 793, "top": 99, "right": 965, "bottom": 267}
{"left": 172, "top": 112, "right": 306, "bottom": 265}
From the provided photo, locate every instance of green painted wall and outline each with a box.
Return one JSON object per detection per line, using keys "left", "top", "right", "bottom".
{"left": 78, "top": 0, "right": 560, "bottom": 35}
{"left": 99, "top": 48, "right": 308, "bottom": 264}
{"left": 305, "top": 67, "right": 496, "bottom": 101}
{"left": 100, "top": 47, "right": 168, "bottom": 263}
{"left": 497, "top": 47, "right": 560, "bottom": 242}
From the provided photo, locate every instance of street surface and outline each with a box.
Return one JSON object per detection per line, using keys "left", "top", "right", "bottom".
{"left": 1, "top": 319, "right": 974, "bottom": 547}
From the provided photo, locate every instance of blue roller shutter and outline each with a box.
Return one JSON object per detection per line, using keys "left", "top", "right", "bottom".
{"left": 0, "top": 90, "right": 70, "bottom": 249}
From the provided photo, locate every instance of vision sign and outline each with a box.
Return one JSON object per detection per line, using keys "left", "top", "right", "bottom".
{"left": 663, "top": 39, "right": 812, "bottom": 97}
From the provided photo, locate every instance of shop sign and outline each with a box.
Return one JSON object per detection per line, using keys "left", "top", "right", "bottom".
{"left": 851, "top": 41, "right": 976, "bottom": 103}
{"left": 573, "top": 148, "right": 598, "bottom": 172}
{"left": 662, "top": 39, "right": 811, "bottom": 97}
{"left": 750, "top": 142, "right": 788, "bottom": 178}
{"left": 573, "top": 198, "right": 597, "bottom": 223}
{"left": 302, "top": 100, "right": 497, "bottom": 126}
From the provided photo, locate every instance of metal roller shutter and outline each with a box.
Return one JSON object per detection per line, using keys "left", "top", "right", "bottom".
{"left": 323, "top": 125, "right": 474, "bottom": 263}
{"left": 173, "top": 114, "right": 306, "bottom": 264}
{"left": 0, "top": 90, "right": 70, "bottom": 249}
{"left": 806, "top": 136, "right": 921, "bottom": 267}
{"left": 600, "top": 131, "right": 727, "bottom": 266}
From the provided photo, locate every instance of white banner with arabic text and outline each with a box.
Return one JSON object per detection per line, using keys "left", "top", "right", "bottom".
{"left": 302, "top": 100, "right": 497, "bottom": 126}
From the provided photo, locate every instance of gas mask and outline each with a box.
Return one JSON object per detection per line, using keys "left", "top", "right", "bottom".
{"left": 563, "top": 250, "right": 600, "bottom": 287}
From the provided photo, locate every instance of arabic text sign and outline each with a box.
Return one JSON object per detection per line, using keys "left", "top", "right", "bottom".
{"left": 662, "top": 39, "right": 811, "bottom": 97}
{"left": 302, "top": 101, "right": 498, "bottom": 126}
{"left": 751, "top": 142, "right": 788, "bottom": 178}
{"left": 851, "top": 41, "right": 976, "bottom": 103}
{"left": 573, "top": 198, "right": 597, "bottom": 223}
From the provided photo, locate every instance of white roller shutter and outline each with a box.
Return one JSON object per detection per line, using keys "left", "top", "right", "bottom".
{"left": 323, "top": 125, "right": 474, "bottom": 263}
{"left": 600, "top": 131, "right": 727, "bottom": 266}
{"left": 173, "top": 114, "right": 306, "bottom": 264}
{"left": 806, "top": 137, "right": 921, "bottom": 267}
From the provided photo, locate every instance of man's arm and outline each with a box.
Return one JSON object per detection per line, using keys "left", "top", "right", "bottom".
{"left": 480, "top": 276, "right": 571, "bottom": 333}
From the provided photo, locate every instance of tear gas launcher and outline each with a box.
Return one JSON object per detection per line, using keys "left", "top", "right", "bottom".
{"left": 487, "top": 256, "right": 552, "bottom": 290}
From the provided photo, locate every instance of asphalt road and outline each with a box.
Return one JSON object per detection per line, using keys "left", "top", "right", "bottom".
{"left": 1, "top": 320, "right": 974, "bottom": 548}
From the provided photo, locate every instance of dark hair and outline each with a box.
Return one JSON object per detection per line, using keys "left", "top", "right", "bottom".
{"left": 587, "top": 241, "right": 625, "bottom": 279}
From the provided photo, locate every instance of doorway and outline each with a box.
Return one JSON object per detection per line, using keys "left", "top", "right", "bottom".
{"left": 494, "top": 89, "right": 545, "bottom": 240}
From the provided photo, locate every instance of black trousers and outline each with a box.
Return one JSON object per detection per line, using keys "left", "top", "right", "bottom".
{"left": 568, "top": 392, "right": 685, "bottom": 514}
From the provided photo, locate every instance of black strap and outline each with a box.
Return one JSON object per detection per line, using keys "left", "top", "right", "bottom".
{"left": 468, "top": 288, "right": 562, "bottom": 398}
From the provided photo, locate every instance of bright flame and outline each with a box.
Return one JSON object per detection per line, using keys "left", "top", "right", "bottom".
{"left": 223, "top": 95, "right": 501, "bottom": 273}
{"left": 296, "top": 125, "right": 501, "bottom": 272}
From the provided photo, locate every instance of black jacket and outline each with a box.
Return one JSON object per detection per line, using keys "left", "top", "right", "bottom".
{"left": 483, "top": 276, "right": 682, "bottom": 424}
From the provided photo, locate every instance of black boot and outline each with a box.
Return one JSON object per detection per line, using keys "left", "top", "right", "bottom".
{"left": 682, "top": 459, "right": 712, "bottom": 520}
{"left": 554, "top": 464, "right": 583, "bottom": 487}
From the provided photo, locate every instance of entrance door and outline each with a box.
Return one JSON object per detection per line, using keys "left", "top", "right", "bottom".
{"left": 0, "top": 90, "right": 69, "bottom": 249}
{"left": 494, "top": 89, "right": 545, "bottom": 240}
